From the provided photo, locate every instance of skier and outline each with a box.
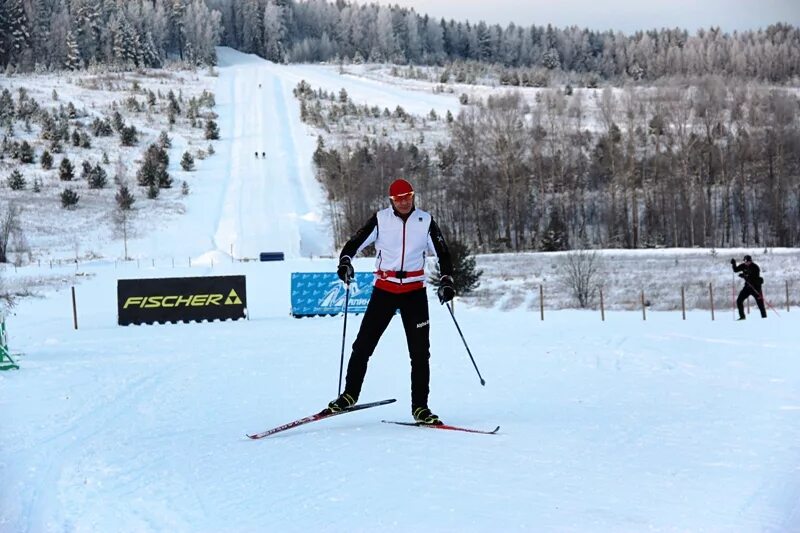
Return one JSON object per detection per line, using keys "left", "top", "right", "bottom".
{"left": 262, "top": 151, "right": 265, "bottom": 158}
{"left": 254, "top": 151, "right": 258, "bottom": 158}
{"left": 731, "top": 254, "right": 767, "bottom": 319}
{"left": 326, "top": 178, "right": 454, "bottom": 425}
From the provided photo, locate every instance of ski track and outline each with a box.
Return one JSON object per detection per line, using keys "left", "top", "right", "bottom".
{"left": 13, "top": 372, "right": 161, "bottom": 532}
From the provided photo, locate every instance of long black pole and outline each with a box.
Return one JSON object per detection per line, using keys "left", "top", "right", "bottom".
{"left": 338, "top": 281, "right": 351, "bottom": 395}
{"left": 445, "top": 301, "right": 485, "bottom": 386}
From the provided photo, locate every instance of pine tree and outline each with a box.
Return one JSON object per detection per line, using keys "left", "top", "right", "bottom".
{"left": 0, "top": 89, "right": 13, "bottom": 125}
{"left": 136, "top": 144, "right": 169, "bottom": 188}
{"left": 158, "top": 131, "right": 172, "bottom": 149}
{"left": 180, "top": 151, "right": 195, "bottom": 171}
{"left": 7, "top": 169, "right": 25, "bottom": 190}
{"left": 60, "top": 188, "right": 79, "bottom": 208}
{"left": 263, "top": 1, "right": 287, "bottom": 63}
{"left": 169, "top": 0, "right": 187, "bottom": 60}
{"left": 88, "top": 164, "right": 107, "bottom": 189}
{"left": 540, "top": 208, "right": 569, "bottom": 251}
{"left": 5, "top": 0, "right": 30, "bottom": 67}
{"left": 40, "top": 149, "right": 52, "bottom": 169}
{"left": 204, "top": 119, "right": 219, "bottom": 140}
{"left": 120, "top": 125, "right": 138, "bottom": 146}
{"left": 430, "top": 237, "right": 482, "bottom": 296}
{"left": 65, "top": 30, "right": 81, "bottom": 70}
{"left": 115, "top": 184, "right": 135, "bottom": 210}
{"left": 146, "top": 182, "right": 159, "bottom": 199}
{"left": 18, "top": 140, "right": 34, "bottom": 163}
{"left": 59, "top": 157, "right": 74, "bottom": 181}
{"left": 141, "top": 31, "right": 161, "bottom": 68}
{"left": 0, "top": 3, "right": 7, "bottom": 67}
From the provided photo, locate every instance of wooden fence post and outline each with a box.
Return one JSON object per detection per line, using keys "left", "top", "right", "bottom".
{"left": 681, "top": 286, "right": 686, "bottom": 320}
{"left": 786, "top": 280, "right": 790, "bottom": 312}
{"left": 641, "top": 290, "right": 646, "bottom": 321}
{"left": 539, "top": 285, "right": 544, "bottom": 321}
{"left": 599, "top": 287, "right": 605, "bottom": 321}
{"left": 709, "top": 282, "right": 715, "bottom": 321}
{"left": 71, "top": 286, "right": 78, "bottom": 330}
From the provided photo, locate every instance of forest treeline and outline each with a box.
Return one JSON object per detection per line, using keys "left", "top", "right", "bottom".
{"left": 311, "top": 79, "right": 800, "bottom": 251}
{"left": 2, "top": 1, "right": 798, "bottom": 253}
{"left": 1, "top": 1, "right": 798, "bottom": 84}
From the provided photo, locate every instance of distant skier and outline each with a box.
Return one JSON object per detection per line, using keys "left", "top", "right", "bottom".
{"left": 262, "top": 151, "right": 265, "bottom": 159}
{"left": 254, "top": 151, "right": 258, "bottom": 158}
{"left": 731, "top": 254, "right": 767, "bottom": 319}
{"left": 326, "top": 179, "right": 454, "bottom": 425}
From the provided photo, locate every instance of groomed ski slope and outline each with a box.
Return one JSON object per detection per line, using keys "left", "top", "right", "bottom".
{"left": 1, "top": 49, "right": 799, "bottom": 532}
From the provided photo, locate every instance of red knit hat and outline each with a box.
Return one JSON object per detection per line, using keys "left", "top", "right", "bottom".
{"left": 388, "top": 179, "right": 414, "bottom": 198}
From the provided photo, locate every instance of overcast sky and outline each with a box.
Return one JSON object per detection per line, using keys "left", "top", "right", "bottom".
{"left": 362, "top": 0, "right": 799, "bottom": 34}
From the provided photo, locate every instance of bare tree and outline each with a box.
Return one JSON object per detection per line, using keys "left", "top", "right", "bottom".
{"left": 562, "top": 249, "right": 603, "bottom": 308}
{"left": 111, "top": 207, "right": 133, "bottom": 260}
{"left": 0, "top": 202, "right": 23, "bottom": 264}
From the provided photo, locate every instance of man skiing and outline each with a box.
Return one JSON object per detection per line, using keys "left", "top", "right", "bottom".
{"left": 731, "top": 254, "right": 767, "bottom": 319}
{"left": 326, "top": 178, "right": 454, "bottom": 425}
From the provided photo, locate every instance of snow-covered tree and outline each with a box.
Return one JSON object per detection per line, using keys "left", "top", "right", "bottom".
{"left": 263, "top": 0, "right": 287, "bottom": 63}
{"left": 65, "top": 30, "right": 81, "bottom": 70}
{"left": 4, "top": 0, "right": 30, "bottom": 67}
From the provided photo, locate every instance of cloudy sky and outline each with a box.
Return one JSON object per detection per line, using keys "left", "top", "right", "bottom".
{"left": 363, "top": 0, "right": 799, "bottom": 33}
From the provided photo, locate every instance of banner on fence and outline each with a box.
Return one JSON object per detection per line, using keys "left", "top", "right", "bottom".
{"left": 117, "top": 275, "right": 247, "bottom": 325}
{"left": 291, "top": 272, "right": 374, "bottom": 317}
{"left": 259, "top": 252, "right": 285, "bottom": 262}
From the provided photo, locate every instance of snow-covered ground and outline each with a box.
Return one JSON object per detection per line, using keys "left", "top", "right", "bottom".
{"left": 2, "top": 49, "right": 800, "bottom": 532}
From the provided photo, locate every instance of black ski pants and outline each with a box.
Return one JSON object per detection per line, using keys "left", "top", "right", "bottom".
{"left": 343, "top": 286, "right": 431, "bottom": 408}
{"left": 737, "top": 284, "right": 767, "bottom": 318}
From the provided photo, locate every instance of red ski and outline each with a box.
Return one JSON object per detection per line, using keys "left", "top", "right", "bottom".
{"left": 247, "top": 399, "right": 396, "bottom": 439}
{"left": 381, "top": 420, "right": 500, "bottom": 435}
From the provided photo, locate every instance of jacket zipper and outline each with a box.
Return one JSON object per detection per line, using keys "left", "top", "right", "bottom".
{"left": 399, "top": 218, "right": 407, "bottom": 284}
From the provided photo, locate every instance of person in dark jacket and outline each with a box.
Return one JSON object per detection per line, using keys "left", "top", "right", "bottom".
{"left": 731, "top": 254, "right": 767, "bottom": 319}
{"left": 326, "top": 178, "right": 453, "bottom": 425}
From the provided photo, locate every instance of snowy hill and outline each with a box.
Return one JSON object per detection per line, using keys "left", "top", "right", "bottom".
{"left": 1, "top": 49, "right": 799, "bottom": 532}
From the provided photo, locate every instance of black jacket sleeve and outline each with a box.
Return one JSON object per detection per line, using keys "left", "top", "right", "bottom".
{"left": 429, "top": 217, "right": 453, "bottom": 277}
{"left": 340, "top": 213, "right": 377, "bottom": 261}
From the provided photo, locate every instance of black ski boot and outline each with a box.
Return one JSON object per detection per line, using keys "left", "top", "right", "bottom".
{"left": 326, "top": 392, "right": 356, "bottom": 413}
{"left": 412, "top": 406, "right": 442, "bottom": 425}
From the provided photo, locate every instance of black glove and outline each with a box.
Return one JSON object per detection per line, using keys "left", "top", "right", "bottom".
{"left": 730, "top": 258, "right": 736, "bottom": 266}
{"left": 437, "top": 275, "right": 455, "bottom": 304}
{"left": 739, "top": 273, "right": 746, "bottom": 279}
{"left": 337, "top": 257, "right": 354, "bottom": 283}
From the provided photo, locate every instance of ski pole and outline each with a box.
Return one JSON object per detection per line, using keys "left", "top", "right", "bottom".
{"left": 338, "top": 280, "right": 351, "bottom": 395}
{"left": 445, "top": 301, "right": 486, "bottom": 386}
{"left": 745, "top": 279, "right": 780, "bottom": 318}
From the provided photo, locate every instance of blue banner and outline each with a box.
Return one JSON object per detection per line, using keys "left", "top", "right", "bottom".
{"left": 291, "top": 272, "right": 374, "bottom": 317}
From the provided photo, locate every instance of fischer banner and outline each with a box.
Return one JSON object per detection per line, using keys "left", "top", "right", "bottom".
{"left": 118, "top": 275, "right": 247, "bottom": 326}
